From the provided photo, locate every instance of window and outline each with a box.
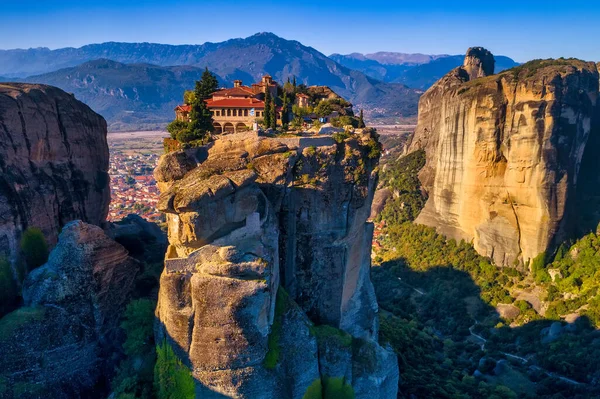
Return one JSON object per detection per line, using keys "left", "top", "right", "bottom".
{"left": 233, "top": 109, "right": 237, "bottom": 117}
{"left": 227, "top": 109, "right": 231, "bottom": 117}
{"left": 215, "top": 110, "right": 220, "bottom": 117}
{"left": 244, "top": 109, "right": 248, "bottom": 117}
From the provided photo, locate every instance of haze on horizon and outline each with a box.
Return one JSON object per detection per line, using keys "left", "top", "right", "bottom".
{"left": 2, "top": 0, "right": 600, "bottom": 63}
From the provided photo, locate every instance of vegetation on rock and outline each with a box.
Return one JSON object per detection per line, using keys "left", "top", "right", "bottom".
{"left": 0, "top": 256, "right": 18, "bottom": 317}
{"left": 374, "top": 149, "right": 600, "bottom": 397}
{"left": 167, "top": 68, "right": 218, "bottom": 144}
{"left": 264, "top": 287, "right": 289, "bottom": 369}
{"left": 154, "top": 341, "right": 195, "bottom": 399}
{"left": 20, "top": 227, "right": 48, "bottom": 271}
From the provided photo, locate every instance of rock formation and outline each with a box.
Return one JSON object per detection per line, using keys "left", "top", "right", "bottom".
{"left": 0, "top": 221, "right": 140, "bottom": 398}
{"left": 408, "top": 49, "right": 600, "bottom": 266}
{"left": 155, "top": 131, "right": 398, "bottom": 398}
{"left": 0, "top": 83, "right": 109, "bottom": 266}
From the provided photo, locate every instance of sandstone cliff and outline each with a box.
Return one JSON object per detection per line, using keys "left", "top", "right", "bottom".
{"left": 0, "top": 83, "right": 109, "bottom": 266}
{"left": 0, "top": 221, "right": 140, "bottom": 398}
{"left": 154, "top": 132, "right": 398, "bottom": 398}
{"left": 408, "top": 50, "right": 600, "bottom": 266}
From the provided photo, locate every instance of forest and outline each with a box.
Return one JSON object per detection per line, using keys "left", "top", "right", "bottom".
{"left": 373, "top": 150, "right": 600, "bottom": 398}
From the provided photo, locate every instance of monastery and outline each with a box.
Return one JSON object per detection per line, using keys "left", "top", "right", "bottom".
{"left": 175, "top": 75, "right": 283, "bottom": 134}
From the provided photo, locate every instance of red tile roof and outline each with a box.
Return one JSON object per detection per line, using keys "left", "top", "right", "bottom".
{"left": 206, "top": 98, "right": 266, "bottom": 109}
{"left": 175, "top": 105, "right": 191, "bottom": 112}
{"left": 212, "top": 86, "right": 254, "bottom": 97}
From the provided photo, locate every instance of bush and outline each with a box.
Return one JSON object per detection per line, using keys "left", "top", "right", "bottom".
{"left": 0, "top": 256, "right": 18, "bottom": 317}
{"left": 166, "top": 120, "right": 189, "bottom": 140}
{"left": 264, "top": 288, "right": 289, "bottom": 369}
{"left": 332, "top": 131, "right": 351, "bottom": 144}
{"left": 20, "top": 228, "right": 48, "bottom": 271}
{"left": 154, "top": 340, "right": 195, "bottom": 399}
{"left": 121, "top": 299, "right": 156, "bottom": 356}
{"left": 310, "top": 324, "right": 353, "bottom": 347}
{"left": 302, "top": 379, "right": 323, "bottom": 399}
{"left": 322, "top": 376, "right": 355, "bottom": 399}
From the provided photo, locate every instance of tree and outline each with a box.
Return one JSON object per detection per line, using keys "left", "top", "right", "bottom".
{"left": 188, "top": 68, "right": 219, "bottom": 140}
{"left": 20, "top": 227, "right": 48, "bottom": 271}
{"left": 154, "top": 341, "right": 195, "bottom": 399}
{"left": 183, "top": 90, "right": 195, "bottom": 105}
{"left": 315, "top": 100, "right": 333, "bottom": 118}
{"left": 166, "top": 120, "right": 189, "bottom": 140}
{"left": 0, "top": 256, "right": 18, "bottom": 317}
{"left": 293, "top": 76, "right": 297, "bottom": 88}
{"left": 282, "top": 91, "right": 290, "bottom": 127}
{"left": 269, "top": 96, "right": 277, "bottom": 130}
{"left": 358, "top": 109, "right": 366, "bottom": 128}
{"left": 264, "top": 89, "right": 272, "bottom": 128}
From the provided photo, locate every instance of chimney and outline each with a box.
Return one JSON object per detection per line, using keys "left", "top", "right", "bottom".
{"left": 262, "top": 75, "right": 272, "bottom": 85}
{"left": 234, "top": 80, "right": 242, "bottom": 87}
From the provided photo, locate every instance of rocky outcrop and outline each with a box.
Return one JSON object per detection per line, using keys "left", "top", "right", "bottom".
{"left": 0, "top": 83, "right": 109, "bottom": 267}
{"left": 0, "top": 221, "right": 140, "bottom": 398}
{"left": 408, "top": 49, "right": 600, "bottom": 266}
{"left": 154, "top": 131, "right": 398, "bottom": 398}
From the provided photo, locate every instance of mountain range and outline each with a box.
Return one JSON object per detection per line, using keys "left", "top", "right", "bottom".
{"left": 329, "top": 52, "right": 520, "bottom": 89}
{"left": 0, "top": 33, "right": 518, "bottom": 131}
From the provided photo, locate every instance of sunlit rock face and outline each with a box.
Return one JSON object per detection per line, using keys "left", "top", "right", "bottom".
{"left": 0, "top": 83, "right": 109, "bottom": 265}
{"left": 409, "top": 49, "right": 600, "bottom": 266}
{"left": 154, "top": 132, "right": 398, "bottom": 398}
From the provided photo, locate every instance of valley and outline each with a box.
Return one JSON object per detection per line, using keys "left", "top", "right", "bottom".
{"left": 0, "top": 8, "right": 599, "bottom": 397}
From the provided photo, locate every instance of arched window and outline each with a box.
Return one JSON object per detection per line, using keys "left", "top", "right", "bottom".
{"left": 244, "top": 109, "right": 248, "bottom": 117}
{"left": 227, "top": 109, "right": 231, "bottom": 117}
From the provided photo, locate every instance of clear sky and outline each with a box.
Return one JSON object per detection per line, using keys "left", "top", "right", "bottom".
{"left": 1, "top": 0, "right": 599, "bottom": 62}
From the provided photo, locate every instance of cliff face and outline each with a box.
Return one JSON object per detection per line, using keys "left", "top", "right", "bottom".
{"left": 409, "top": 50, "right": 600, "bottom": 266}
{"left": 0, "top": 221, "right": 140, "bottom": 398}
{"left": 0, "top": 83, "right": 109, "bottom": 265}
{"left": 154, "top": 132, "right": 398, "bottom": 398}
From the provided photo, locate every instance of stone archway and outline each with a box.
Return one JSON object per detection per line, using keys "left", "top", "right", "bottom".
{"left": 213, "top": 122, "right": 223, "bottom": 134}
{"left": 223, "top": 122, "right": 235, "bottom": 134}
{"left": 235, "top": 122, "right": 249, "bottom": 133}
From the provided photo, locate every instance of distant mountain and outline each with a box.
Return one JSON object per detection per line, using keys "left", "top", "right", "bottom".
{"left": 19, "top": 59, "right": 206, "bottom": 131}
{"left": 331, "top": 52, "right": 520, "bottom": 89}
{"left": 0, "top": 33, "right": 421, "bottom": 130}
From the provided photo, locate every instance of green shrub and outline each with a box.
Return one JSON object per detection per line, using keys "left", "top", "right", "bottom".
{"left": 323, "top": 376, "right": 355, "bottom": 399}
{"left": 531, "top": 252, "right": 550, "bottom": 283}
{"left": 121, "top": 299, "right": 156, "bottom": 356}
{"left": 0, "top": 256, "right": 18, "bottom": 317}
{"left": 310, "top": 324, "right": 353, "bottom": 347}
{"left": 0, "top": 307, "right": 45, "bottom": 342}
{"left": 332, "top": 131, "right": 351, "bottom": 144}
{"left": 365, "top": 138, "right": 382, "bottom": 159}
{"left": 154, "top": 340, "right": 195, "bottom": 399}
{"left": 264, "top": 288, "right": 289, "bottom": 369}
{"left": 166, "top": 120, "right": 189, "bottom": 140}
{"left": 20, "top": 227, "right": 48, "bottom": 271}
{"left": 302, "top": 378, "right": 323, "bottom": 399}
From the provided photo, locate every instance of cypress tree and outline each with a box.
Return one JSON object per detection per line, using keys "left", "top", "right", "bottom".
{"left": 282, "top": 91, "right": 290, "bottom": 127}
{"left": 358, "top": 109, "right": 366, "bottom": 128}
{"left": 269, "top": 96, "right": 277, "bottom": 130}
{"left": 264, "top": 88, "right": 272, "bottom": 128}
{"left": 189, "top": 68, "right": 219, "bottom": 140}
{"left": 292, "top": 76, "right": 297, "bottom": 88}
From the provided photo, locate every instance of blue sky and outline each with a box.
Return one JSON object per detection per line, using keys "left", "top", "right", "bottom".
{"left": 1, "top": 0, "right": 599, "bottom": 62}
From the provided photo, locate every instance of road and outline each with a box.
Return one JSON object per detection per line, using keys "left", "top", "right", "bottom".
{"left": 396, "top": 278, "right": 583, "bottom": 386}
{"left": 468, "top": 321, "right": 581, "bottom": 385}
